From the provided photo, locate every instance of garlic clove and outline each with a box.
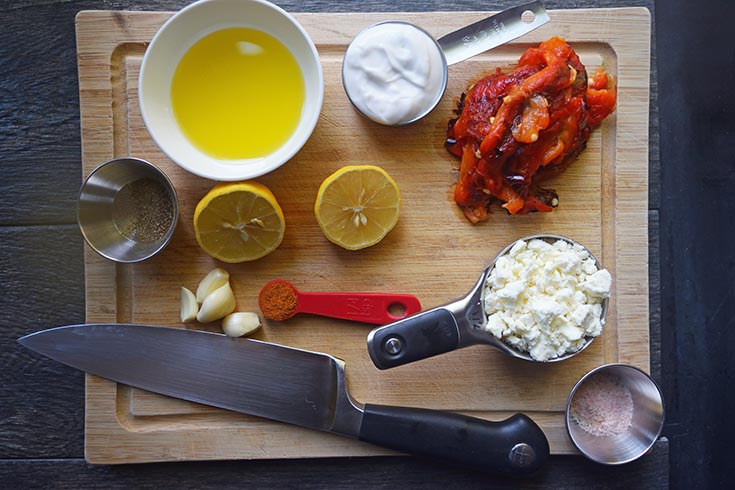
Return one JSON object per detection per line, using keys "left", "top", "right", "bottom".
{"left": 197, "top": 282, "right": 236, "bottom": 323}
{"left": 180, "top": 287, "right": 199, "bottom": 322}
{"left": 222, "top": 312, "right": 261, "bottom": 338}
{"left": 196, "top": 268, "right": 230, "bottom": 303}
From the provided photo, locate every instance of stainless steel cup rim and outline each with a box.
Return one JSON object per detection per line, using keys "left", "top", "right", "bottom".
{"left": 565, "top": 363, "right": 665, "bottom": 464}
{"left": 77, "top": 157, "right": 179, "bottom": 263}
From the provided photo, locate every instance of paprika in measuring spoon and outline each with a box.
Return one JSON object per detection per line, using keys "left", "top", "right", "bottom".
{"left": 259, "top": 280, "right": 299, "bottom": 320}
{"left": 258, "top": 279, "right": 422, "bottom": 324}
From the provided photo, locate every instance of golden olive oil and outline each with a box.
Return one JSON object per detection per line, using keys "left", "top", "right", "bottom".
{"left": 171, "top": 28, "right": 305, "bottom": 159}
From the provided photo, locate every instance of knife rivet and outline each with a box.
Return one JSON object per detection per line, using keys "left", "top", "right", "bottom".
{"left": 509, "top": 443, "right": 536, "bottom": 468}
{"left": 383, "top": 337, "right": 403, "bottom": 355}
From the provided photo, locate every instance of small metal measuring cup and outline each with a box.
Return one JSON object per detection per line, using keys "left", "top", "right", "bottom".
{"left": 367, "top": 234, "right": 609, "bottom": 369}
{"left": 565, "top": 364, "right": 665, "bottom": 464}
{"left": 342, "top": 1, "right": 550, "bottom": 125}
{"left": 77, "top": 157, "right": 178, "bottom": 263}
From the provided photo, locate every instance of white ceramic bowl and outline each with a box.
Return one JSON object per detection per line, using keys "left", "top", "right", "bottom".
{"left": 139, "top": 0, "right": 323, "bottom": 180}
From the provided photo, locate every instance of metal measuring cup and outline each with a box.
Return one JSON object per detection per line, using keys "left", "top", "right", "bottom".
{"left": 342, "top": 1, "right": 550, "bottom": 126}
{"left": 565, "top": 364, "right": 665, "bottom": 464}
{"left": 367, "top": 234, "right": 609, "bottom": 368}
{"left": 77, "top": 157, "right": 178, "bottom": 263}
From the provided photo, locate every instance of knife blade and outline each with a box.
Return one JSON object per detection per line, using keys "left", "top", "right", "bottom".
{"left": 18, "top": 324, "right": 549, "bottom": 475}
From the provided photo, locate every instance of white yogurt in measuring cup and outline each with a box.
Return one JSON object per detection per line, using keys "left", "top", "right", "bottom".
{"left": 342, "top": 21, "right": 447, "bottom": 126}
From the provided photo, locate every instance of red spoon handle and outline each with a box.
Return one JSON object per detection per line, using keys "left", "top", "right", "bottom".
{"left": 296, "top": 292, "right": 421, "bottom": 324}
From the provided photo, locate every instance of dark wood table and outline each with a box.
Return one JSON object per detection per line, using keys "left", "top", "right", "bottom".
{"left": 1, "top": 0, "right": 728, "bottom": 488}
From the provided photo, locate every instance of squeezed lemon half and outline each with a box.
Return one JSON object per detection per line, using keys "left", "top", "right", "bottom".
{"left": 194, "top": 181, "right": 285, "bottom": 262}
{"left": 314, "top": 165, "right": 401, "bottom": 250}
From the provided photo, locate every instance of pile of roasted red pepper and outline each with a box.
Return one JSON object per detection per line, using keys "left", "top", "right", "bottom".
{"left": 446, "top": 37, "right": 617, "bottom": 223}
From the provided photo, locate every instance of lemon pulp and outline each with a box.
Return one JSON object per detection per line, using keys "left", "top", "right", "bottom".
{"left": 171, "top": 28, "right": 305, "bottom": 160}
{"left": 314, "top": 165, "right": 401, "bottom": 250}
{"left": 194, "top": 181, "right": 285, "bottom": 263}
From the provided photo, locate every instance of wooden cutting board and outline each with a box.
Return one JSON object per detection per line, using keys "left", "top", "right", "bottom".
{"left": 76, "top": 8, "right": 651, "bottom": 464}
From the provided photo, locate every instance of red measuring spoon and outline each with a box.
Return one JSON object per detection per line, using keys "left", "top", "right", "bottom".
{"left": 258, "top": 279, "right": 422, "bottom": 324}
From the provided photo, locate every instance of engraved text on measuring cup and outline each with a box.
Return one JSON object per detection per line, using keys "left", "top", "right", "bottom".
{"left": 460, "top": 20, "right": 508, "bottom": 47}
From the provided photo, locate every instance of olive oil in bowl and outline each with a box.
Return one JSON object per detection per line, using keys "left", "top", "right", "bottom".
{"left": 171, "top": 27, "right": 305, "bottom": 160}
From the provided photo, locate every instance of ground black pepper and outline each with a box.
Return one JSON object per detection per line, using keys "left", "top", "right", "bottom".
{"left": 113, "top": 178, "right": 174, "bottom": 243}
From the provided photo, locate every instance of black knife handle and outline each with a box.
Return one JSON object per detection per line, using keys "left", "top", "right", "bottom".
{"left": 367, "top": 307, "right": 460, "bottom": 369}
{"left": 358, "top": 405, "right": 549, "bottom": 476}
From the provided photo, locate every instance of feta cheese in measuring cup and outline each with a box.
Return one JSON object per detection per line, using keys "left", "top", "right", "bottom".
{"left": 342, "top": 21, "right": 447, "bottom": 125}
{"left": 482, "top": 238, "right": 612, "bottom": 362}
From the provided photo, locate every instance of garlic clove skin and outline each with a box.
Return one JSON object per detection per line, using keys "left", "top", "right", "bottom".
{"left": 222, "top": 312, "right": 261, "bottom": 338}
{"left": 180, "top": 287, "right": 199, "bottom": 322}
{"left": 196, "top": 268, "right": 230, "bottom": 303}
{"left": 197, "top": 282, "right": 236, "bottom": 323}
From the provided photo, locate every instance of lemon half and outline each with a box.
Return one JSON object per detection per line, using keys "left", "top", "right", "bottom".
{"left": 314, "top": 165, "right": 401, "bottom": 250}
{"left": 194, "top": 181, "right": 285, "bottom": 263}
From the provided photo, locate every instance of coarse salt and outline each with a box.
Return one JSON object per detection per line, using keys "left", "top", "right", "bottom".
{"left": 569, "top": 373, "right": 634, "bottom": 437}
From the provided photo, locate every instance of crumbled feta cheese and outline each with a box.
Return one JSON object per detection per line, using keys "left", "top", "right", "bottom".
{"left": 583, "top": 269, "right": 613, "bottom": 298}
{"left": 496, "top": 280, "right": 525, "bottom": 301}
{"left": 531, "top": 297, "right": 565, "bottom": 328}
{"left": 483, "top": 238, "right": 611, "bottom": 361}
{"left": 486, "top": 313, "right": 507, "bottom": 338}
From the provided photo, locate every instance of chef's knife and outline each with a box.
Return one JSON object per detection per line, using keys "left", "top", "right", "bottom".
{"left": 18, "top": 324, "right": 549, "bottom": 475}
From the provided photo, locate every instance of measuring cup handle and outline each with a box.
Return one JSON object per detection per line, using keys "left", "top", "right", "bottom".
{"left": 367, "top": 307, "right": 460, "bottom": 369}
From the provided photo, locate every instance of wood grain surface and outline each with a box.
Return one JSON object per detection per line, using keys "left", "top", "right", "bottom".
{"left": 75, "top": 7, "right": 651, "bottom": 464}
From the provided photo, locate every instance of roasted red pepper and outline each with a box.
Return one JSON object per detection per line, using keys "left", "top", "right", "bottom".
{"left": 446, "top": 37, "right": 617, "bottom": 223}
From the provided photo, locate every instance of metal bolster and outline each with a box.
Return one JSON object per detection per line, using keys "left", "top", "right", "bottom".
{"left": 328, "top": 357, "right": 365, "bottom": 437}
